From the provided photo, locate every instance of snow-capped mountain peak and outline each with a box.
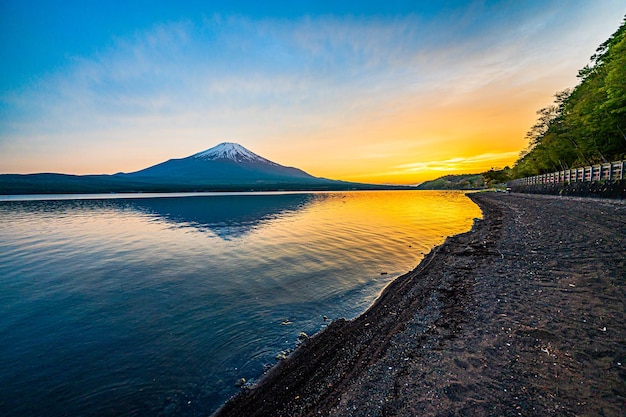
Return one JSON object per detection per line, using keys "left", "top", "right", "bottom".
{"left": 192, "top": 142, "right": 276, "bottom": 165}
{"left": 124, "top": 141, "right": 316, "bottom": 182}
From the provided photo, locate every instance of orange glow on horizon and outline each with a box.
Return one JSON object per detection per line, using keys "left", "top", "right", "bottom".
{"left": 262, "top": 81, "right": 552, "bottom": 184}
{"left": 0, "top": 79, "right": 560, "bottom": 185}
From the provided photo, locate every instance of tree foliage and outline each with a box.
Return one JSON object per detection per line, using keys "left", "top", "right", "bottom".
{"left": 511, "top": 17, "right": 626, "bottom": 178}
{"left": 416, "top": 174, "right": 485, "bottom": 190}
{"left": 482, "top": 166, "right": 511, "bottom": 187}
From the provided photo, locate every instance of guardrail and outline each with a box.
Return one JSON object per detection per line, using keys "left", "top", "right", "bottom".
{"left": 510, "top": 160, "right": 624, "bottom": 186}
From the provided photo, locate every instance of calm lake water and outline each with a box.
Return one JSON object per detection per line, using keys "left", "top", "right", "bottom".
{"left": 0, "top": 190, "right": 481, "bottom": 416}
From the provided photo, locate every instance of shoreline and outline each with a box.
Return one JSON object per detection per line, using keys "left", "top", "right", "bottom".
{"left": 214, "top": 192, "right": 625, "bottom": 416}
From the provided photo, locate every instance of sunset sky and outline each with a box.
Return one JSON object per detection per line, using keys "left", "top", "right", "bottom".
{"left": 1, "top": 1, "right": 624, "bottom": 184}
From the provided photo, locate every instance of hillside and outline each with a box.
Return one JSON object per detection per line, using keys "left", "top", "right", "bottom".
{"left": 416, "top": 174, "right": 485, "bottom": 190}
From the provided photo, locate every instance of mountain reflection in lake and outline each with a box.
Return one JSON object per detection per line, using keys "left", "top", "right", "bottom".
{"left": 129, "top": 193, "right": 315, "bottom": 239}
{"left": 0, "top": 191, "right": 481, "bottom": 417}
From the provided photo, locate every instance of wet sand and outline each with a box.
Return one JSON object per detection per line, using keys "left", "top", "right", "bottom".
{"left": 214, "top": 192, "right": 625, "bottom": 417}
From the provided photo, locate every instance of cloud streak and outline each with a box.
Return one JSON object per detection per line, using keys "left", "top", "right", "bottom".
{"left": 395, "top": 152, "right": 521, "bottom": 172}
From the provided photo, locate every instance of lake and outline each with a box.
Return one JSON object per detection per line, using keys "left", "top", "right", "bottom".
{"left": 0, "top": 190, "right": 481, "bottom": 416}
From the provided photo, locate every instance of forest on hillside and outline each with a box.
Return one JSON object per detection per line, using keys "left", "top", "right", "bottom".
{"left": 491, "top": 17, "right": 626, "bottom": 182}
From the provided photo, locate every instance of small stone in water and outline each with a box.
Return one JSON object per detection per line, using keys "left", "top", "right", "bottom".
{"left": 235, "top": 378, "right": 246, "bottom": 387}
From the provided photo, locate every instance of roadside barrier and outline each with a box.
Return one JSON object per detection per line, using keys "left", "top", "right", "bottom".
{"left": 509, "top": 160, "right": 624, "bottom": 186}
{"left": 507, "top": 160, "right": 625, "bottom": 199}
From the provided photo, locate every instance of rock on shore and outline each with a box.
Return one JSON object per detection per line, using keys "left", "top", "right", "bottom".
{"left": 214, "top": 192, "right": 625, "bottom": 417}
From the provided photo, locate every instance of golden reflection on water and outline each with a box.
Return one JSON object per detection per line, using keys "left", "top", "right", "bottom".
{"left": 251, "top": 190, "right": 482, "bottom": 277}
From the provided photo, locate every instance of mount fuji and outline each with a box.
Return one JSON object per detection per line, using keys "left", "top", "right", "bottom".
{"left": 122, "top": 142, "right": 318, "bottom": 185}
{"left": 2, "top": 142, "right": 408, "bottom": 194}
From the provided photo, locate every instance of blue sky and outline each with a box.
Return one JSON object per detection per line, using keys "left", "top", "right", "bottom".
{"left": 0, "top": 1, "right": 458, "bottom": 91}
{"left": 1, "top": 1, "right": 625, "bottom": 183}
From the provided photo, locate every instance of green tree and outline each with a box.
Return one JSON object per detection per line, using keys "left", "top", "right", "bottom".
{"left": 512, "top": 16, "right": 626, "bottom": 178}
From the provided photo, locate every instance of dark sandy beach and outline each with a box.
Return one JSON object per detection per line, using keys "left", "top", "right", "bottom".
{"left": 214, "top": 192, "right": 625, "bottom": 417}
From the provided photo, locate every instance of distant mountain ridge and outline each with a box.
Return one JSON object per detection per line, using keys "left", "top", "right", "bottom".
{"left": 0, "top": 142, "right": 410, "bottom": 194}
